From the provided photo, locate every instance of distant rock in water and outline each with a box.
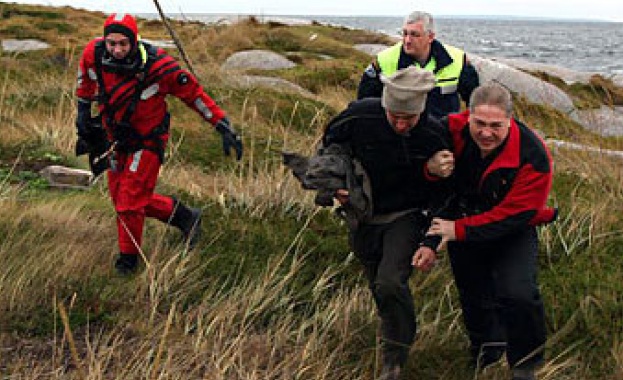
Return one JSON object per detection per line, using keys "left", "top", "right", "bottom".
{"left": 2, "top": 39, "right": 50, "bottom": 52}
{"left": 222, "top": 50, "right": 296, "bottom": 71}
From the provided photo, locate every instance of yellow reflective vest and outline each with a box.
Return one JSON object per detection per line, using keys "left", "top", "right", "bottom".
{"left": 377, "top": 42, "right": 464, "bottom": 97}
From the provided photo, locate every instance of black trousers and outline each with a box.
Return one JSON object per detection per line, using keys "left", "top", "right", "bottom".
{"left": 350, "top": 212, "right": 428, "bottom": 355}
{"left": 448, "top": 227, "right": 546, "bottom": 369}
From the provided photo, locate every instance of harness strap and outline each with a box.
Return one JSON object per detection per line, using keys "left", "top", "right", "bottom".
{"left": 94, "top": 41, "right": 137, "bottom": 119}
{"left": 94, "top": 42, "right": 171, "bottom": 162}
{"left": 114, "top": 112, "right": 170, "bottom": 163}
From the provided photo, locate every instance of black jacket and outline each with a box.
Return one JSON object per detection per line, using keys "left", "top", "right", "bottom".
{"left": 323, "top": 98, "right": 451, "bottom": 216}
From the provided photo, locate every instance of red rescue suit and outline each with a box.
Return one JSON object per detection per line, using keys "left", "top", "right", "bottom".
{"left": 76, "top": 38, "right": 226, "bottom": 254}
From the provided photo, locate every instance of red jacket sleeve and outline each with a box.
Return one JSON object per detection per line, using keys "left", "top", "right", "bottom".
{"left": 75, "top": 39, "right": 99, "bottom": 101}
{"left": 158, "top": 53, "right": 226, "bottom": 125}
{"left": 454, "top": 162, "right": 553, "bottom": 241}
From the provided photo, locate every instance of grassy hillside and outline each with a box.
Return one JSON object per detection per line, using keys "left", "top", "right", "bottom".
{"left": 0, "top": 3, "right": 622, "bottom": 379}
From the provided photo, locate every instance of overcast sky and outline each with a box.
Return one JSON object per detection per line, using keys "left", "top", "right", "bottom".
{"left": 9, "top": 0, "right": 623, "bottom": 22}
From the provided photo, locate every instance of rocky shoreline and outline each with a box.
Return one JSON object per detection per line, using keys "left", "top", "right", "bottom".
{"left": 3, "top": 19, "right": 622, "bottom": 137}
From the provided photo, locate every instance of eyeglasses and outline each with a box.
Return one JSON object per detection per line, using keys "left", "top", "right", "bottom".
{"left": 401, "top": 30, "right": 428, "bottom": 38}
{"left": 105, "top": 38, "right": 131, "bottom": 48}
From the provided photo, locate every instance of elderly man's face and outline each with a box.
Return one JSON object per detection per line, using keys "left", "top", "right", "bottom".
{"left": 468, "top": 104, "right": 511, "bottom": 157}
{"left": 386, "top": 110, "right": 421, "bottom": 135}
{"left": 402, "top": 21, "right": 434, "bottom": 59}
{"left": 105, "top": 32, "right": 132, "bottom": 60}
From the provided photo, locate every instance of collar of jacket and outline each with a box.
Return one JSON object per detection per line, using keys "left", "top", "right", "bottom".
{"left": 401, "top": 39, "right": 453, "bottom": 73}
{"left": 448, "top": 110, "right": 521, "bottom": 179}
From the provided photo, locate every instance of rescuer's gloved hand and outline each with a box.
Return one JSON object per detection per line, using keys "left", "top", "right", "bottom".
{"left": 75, "top": 100, "right": 93, "bottom": 156}
{"left": 215, "top": 117, "right": 243, "bottom": 160}
{"left": 76, "top": 100, "right": 92, "bottom": 138}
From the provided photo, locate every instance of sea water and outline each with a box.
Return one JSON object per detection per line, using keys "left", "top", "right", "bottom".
{"left": 160, "top": 14, "right": 623, "bottom": 75}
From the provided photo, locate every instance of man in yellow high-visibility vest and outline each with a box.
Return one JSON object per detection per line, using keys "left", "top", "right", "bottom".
{"left": 358, "top": 11, "right": 480, "bottom": 119}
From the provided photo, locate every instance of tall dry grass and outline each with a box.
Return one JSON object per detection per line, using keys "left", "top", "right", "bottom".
{"left": 1, "top": 7, "right": 623, "bottom": 379}
{"left": 0, "top": 208, "right": 380, "bottom": 379}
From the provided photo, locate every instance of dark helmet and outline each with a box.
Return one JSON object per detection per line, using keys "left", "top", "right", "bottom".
{"left": 101, "top": 13, "right": 142, "bottom": 75}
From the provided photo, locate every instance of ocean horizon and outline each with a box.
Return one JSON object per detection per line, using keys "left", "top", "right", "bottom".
{"left": 139, "top": 13, "right": 623, "bottom": 76}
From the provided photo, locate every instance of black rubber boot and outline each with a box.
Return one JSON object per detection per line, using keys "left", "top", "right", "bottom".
{"left": 378, "top": 344, "right": 408, "bottom": 380}
{"left": 512, "top": 367, "right": 536, "bottom": 380}
{"left": 378, "top": 365, "right": 402, "bottom": 380}
{"left": 114, "top": 253, "right": 138, "bottom": 275}
{"left": 170, "top": 199, "right": 202, "bottom": 250}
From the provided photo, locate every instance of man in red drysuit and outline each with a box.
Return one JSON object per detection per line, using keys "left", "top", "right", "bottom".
{"left": 75, "top": 13, "right": 242, "bottom": 274}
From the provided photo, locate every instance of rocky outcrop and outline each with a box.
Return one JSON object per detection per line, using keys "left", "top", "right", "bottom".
{"left": 1, "top": 39, "right": 50, "bottom": 52}
{"left": 471, "top": 55, "right": 623, "bottom": 136}
{"left": 548, "top": 139, "right": 623, "bottom": 159}
{"left": 226, "top": 75, "right": 315, "bottom": 98}
{"left": 610, "top": 74, "right": 623, "bottom": 88}
{"left": 470, "top": 55, "right": 579, "bottom": 121}
{"left": 222, "top": 49, "right": 297, "bottom": 71}
{"left": 141, "top": 38, "right": 175, "bottom": 49}
{"left": 473, "top": 56, "right": 623, "bottom": 136}
{"left": 353, "top": 43, "right": 390, "bottom": 56}
{"left": 39, "top": 165, "right": 92, "bottom": 189}
{"left": 576, "top": 106, "right": 623, "bottom": 137}
{"left": 221, "top": 49, "right": 316, "bottom": 98}
{"left": 492, "top": 57, "right": 595, "bottom": 85}
{"left": 491, "top": 57, "right": 623, "bottom": 90}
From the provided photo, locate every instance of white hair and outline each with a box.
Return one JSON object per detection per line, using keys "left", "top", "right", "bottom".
{"left": 403, "top": 11, "right": 435, "bottom": 33}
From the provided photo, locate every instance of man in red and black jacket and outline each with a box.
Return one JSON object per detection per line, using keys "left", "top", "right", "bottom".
{"left": 415, "top": 82, "right": 557, "bottom": 380}
{"left": 76, "top": 13, "right": 243, "bottom": 275}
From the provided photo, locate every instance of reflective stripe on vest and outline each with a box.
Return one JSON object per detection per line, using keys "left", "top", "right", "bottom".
{"left": 377, "top": 42, "right": 464, "bottom": 95}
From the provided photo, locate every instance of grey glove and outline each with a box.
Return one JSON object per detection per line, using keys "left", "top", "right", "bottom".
{"left": 215, "top": 117, "right": 243, "bottom": 160}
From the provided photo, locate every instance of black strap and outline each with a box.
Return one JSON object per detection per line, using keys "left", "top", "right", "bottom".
{"left": 94, "top": 41, "right": 138, "bottom": 128}
{"left": 120, "top": 45, "right": 157, "bottom": 124}
{"left": 122, "top": 112, "right": 170, "bottom": 163}
{"left": 93, "top": 42, "right": 173, "bottom": 161}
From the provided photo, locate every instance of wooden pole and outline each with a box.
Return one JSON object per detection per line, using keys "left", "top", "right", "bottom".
{"left": 152, "top": 0, "right": 200, "bottom": 81}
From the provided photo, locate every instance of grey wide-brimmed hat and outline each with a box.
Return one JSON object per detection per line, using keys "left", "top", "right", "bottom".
{"left": 381, "top": 66, "right": 436, "bottom": 114}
